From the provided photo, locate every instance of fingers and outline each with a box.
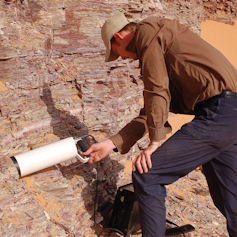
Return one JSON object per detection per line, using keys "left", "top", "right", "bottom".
{"left": 84, "top": 140, "right": 114, "bottom": 165}
{"left": 83, "top": 144, "right": 97, "bottom": 164}
{"left": 133, "top": 150, "right": 152, "bottom": 174}
{"left": 83, "top": 145, "right": 94, "bottom": 156}
{"left": 132, "top": 162, "right": 136, "bottom": 172}
{"left": 144, "top": 151, "right": 152, "bottom": 169}
{"left": 83, "top": 144, "right": 100, "bottom": 157}
{"left": 85, "top": 144, "right": 105, "bottom": 164}
{"left": 88, "top": 152, "right": 100, "bottom": 164}
{"left": 135, "top": 155, "right": 143, "bottom": 174}
{"left": 140, "top": 153, "right": 148, "bottom": 173}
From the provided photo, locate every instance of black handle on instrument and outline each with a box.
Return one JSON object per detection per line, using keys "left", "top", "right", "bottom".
{"left": 77, "top": 139, "right": 88, "bottom": 152}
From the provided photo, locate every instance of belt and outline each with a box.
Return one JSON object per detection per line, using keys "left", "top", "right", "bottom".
{"left": 221, "top": 91, "right": 237, "bottom": 98}
{"left": 196, "top": 91, "right": 237, "bottom": 108}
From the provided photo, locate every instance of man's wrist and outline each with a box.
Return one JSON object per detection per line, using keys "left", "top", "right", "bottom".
{"left": 149, "top": 141, "right": 160, "bottom": 146}
{"left": 106, "top": 139, "right": 117, "bottom": 151}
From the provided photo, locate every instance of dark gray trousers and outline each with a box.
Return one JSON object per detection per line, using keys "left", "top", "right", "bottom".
{"left": 132, "top": 91, "right": 237, "bottom": 237}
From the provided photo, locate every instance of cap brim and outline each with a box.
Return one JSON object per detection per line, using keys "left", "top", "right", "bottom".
{"left": 105, "top": 43, "right": 119, "bottom": 62}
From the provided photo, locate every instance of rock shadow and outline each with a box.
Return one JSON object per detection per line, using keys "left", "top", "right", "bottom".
{"left": 41, "top": 83, "right": 124, "bottom": 231}
{"left": 40, "top": 83, "right": 88, "bottom": 139}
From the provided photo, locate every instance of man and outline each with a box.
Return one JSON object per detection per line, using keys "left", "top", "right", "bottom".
{"left": 84, "top": 12, "right": 237, "bottom": 236}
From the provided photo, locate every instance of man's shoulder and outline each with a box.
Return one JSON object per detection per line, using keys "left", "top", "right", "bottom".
{"left": 138, "top": 16, "right": 176, "bottom": 26}
{"left": 137, "top": 16, "right": 188, "bottom": 38}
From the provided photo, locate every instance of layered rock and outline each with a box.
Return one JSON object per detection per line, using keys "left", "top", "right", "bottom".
{"left": 0, "top": 0, "right": 235, "bottom": 236}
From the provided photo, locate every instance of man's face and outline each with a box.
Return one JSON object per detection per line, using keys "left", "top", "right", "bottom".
{"left": 111, "top": 31, "right": 137, "bottom": 60}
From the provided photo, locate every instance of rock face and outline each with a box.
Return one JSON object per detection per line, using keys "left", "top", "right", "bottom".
{"left": 0, "top": 0, "right": 236, "bottom": 236}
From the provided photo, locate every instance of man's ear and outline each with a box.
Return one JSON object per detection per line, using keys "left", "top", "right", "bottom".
{"left": 114, "top": 32, "right": 123, "bottom": 40}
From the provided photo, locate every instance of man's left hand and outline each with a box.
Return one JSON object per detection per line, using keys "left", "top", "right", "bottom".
{"left": 132, "top": 141, "right": 160, "bottom": 174}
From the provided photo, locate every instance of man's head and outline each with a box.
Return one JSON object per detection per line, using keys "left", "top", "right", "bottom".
{"left": 101, "top": 12, "right": 137, "bottom": 62}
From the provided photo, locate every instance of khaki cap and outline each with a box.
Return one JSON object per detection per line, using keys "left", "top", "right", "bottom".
{"left": 101, "top": 12, "right": 129, "bottom": 62}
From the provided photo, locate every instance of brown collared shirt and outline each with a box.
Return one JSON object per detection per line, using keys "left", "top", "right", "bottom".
{"left": 110, "top": 17, "right": 237, "bottom": 154}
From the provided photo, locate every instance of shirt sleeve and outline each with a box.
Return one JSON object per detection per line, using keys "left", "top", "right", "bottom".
{"left": 136, "top": 24, "right": 171, "bottom": 142}
{"left": 110, "top": 107, "right": 148, "bottom": 154}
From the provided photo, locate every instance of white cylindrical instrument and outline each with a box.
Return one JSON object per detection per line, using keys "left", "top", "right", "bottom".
{"left": 11, "top": 137, "right": 89, "bottom": 177}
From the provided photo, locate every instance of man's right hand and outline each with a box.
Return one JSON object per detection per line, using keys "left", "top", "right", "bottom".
{"left": 83, "top": 139, "right": 116, "bottom": 164}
